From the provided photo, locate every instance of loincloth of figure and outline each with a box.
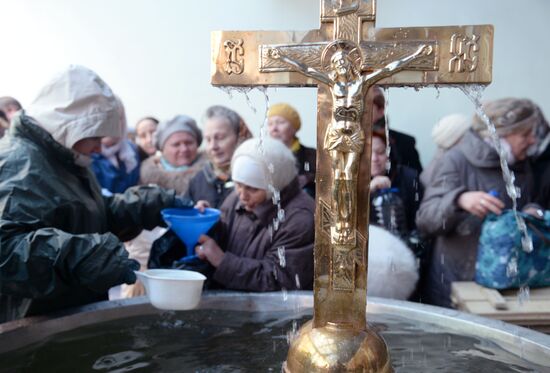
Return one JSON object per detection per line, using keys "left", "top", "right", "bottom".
{"left": 324, "top": 120, "right": 365, "bottom": 153}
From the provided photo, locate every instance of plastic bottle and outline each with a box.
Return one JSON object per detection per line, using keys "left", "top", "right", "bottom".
{"left": 371, "top": 187, "right": 408, "bottom": 238}
{"left": 488, "top": 189, "right": 500, "bottom": 198}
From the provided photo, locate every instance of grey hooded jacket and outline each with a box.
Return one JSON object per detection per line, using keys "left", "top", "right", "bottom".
{"left": 416, "top": 130, "right": 534, "bottom": 307}
{"left": 0, "top": 66, "right": 176, "bottom": 322}
{"left": 0, "top": 115, "right": 175, "bottom": 322}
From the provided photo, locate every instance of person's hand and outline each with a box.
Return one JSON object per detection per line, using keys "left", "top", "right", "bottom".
{"left": 173, "top": 195, "right": 194, "bottom": 209}
{"left": 457, "top": 191, "right": 505, "bottom": 218}
{"left": 119, "top": 258, "right": 140, "bottom": 285}
{"left": 195, "top": 234, "right": 224, "bottom": 268}
{"left": 194, "top": 200, "right": 211, "bottom": 213}
{"left": 522, "top": 204, "right": 545, "bottom": 220}
{"left": 126, "top": 280, "right": 146, "bottom": 298}
{"left": 370, "top": 176, "right": 391, "bottom": 192}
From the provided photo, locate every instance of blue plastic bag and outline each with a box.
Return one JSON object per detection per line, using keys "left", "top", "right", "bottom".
{"left": 475, "top": 210, "right": 550, "bottom": 289}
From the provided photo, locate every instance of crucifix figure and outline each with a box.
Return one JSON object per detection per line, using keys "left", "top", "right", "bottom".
{"left": 268, "top": 42, "right": 431, "bottom": 244}
{"left": 211, "top": 1, "right": 493, "bottom": 371}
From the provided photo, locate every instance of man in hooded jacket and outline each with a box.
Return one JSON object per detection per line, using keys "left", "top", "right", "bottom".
{"left": 0, "top": 66, "right": 183, "bottom": 322}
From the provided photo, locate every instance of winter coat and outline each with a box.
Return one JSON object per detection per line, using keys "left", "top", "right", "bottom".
{"left": 387, "top": 126, "right": 423, "bottom": 174}
{"left": 212, "top": 177, "right": 314, "bottom": 291}
{"left": 0, "top": 115, "right": 175, "bottom": 321}
{"left": 186, "top": 162, "right": 234, "bottom": 209}
{"left": 416, "top": 130, "right": 534, "bottom": 307}
{"left": 420, "top": 148, "right": 445, "bottom": 188}
{"left": 91, "top": 141, "right": 140, "bottom": 193}
{"left": 294, "top": 143, "right": 316, "bottom": 197}
{"left": 140, "top": 152, "right": 208, "bottom": 195}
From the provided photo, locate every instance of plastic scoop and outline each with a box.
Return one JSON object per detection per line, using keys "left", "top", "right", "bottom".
{"left": 161, "top": 208, "right": 221, "bottom": 262}
{"left": 135, "top": 269, "right": 206, "bottom": 310}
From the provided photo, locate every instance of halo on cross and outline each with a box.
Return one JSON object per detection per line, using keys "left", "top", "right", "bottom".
{"left": 321, "top": 40, "right": 363, "bottom": 73}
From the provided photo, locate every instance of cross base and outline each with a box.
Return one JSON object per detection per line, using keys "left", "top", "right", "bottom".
{"left": 283, "top": 320, "right": 393, "bottom": 372}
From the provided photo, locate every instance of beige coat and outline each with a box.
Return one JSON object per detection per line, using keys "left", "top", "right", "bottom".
{"left": 139, "top": 152, "right": 208, "bottom": 195}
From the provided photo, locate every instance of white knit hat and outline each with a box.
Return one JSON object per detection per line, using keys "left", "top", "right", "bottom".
{"left": 431, "top": 113, "right": 471, "bottom": 149}
{"left": 231, "top": 137, "right": 297, "bottom": 193}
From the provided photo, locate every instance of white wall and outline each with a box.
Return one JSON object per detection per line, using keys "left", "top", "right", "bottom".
{"left": 1, "top": 0, "right": 548, "bottom": 166}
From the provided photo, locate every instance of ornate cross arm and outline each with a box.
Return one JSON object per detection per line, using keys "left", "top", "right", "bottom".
{"left": 211, "top": 30, "right": 327, "bottom": 87}
{"left": 267, "top": 47, "right": 333, "bottom": 86}
{"left": 365, "top": 25, "right": 493, "bottom": 85}
{"left": 259, "top": 25, "right": 493, "bottom": 86}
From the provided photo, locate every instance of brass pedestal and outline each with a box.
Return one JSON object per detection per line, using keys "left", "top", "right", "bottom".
{"left": 283, "top": 321, "right": 393, "bottom": 372}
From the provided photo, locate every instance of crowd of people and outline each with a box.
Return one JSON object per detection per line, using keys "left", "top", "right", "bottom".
{"left": 0, "top": 65, "right": 548, "bottom": 322}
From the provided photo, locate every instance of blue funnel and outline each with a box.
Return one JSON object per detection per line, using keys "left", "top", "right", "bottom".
{"left": 161, "top": 208, "right": 221, "bottom": 258}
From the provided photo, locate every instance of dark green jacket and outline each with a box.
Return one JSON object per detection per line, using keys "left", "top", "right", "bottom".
{"left": 0, "top": 115, "right": 175, "bottom": 322}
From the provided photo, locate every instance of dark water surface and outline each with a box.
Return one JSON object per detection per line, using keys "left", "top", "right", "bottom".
{"left": 0, "top": 309, "right": 546, "bottom": 372}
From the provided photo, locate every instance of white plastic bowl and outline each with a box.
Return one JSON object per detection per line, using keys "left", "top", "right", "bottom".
{"left": 135, "top": 269, "right": 206, "bottom": 310}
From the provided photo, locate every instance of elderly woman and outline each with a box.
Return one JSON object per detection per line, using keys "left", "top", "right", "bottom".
{"left": 267, "top": 103, "right": 316, "bottom": 196}
{"left": 416, "top": 98, "right": 540, "bottom": 308}
{"left": 0, "top": 66, "right": 180, "bottom": 322}
{"left": 186, "top": 105, "right": 251, "bottom": 208}
{"left": 135, "top": 116, "right": 159, "bottom": 161}
{"left": 195, "top": 137, "right": 315, "bottom": 291}
{"left": 91, "top": 97, "right": 140, "bottom": 194}
{"left": 140, "top": 115, "right": 207, "bottom": 195}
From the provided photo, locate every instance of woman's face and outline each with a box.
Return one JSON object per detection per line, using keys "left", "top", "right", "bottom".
{"left": 235, "top": 182, "right": 267, "bottom": 212}
{"left": 162, "top": 131, "right": 199, "bottom": 167}
{"left": 268, "top": 115, "right": 296, "bottom": 147}
{"left": 371, "top": 136, "right": 388, "bottom": 177}
{"left": 204, "top": 117, "right": 239, "bottom": 169}
{"left": 504, "top": 126, "right": 536, "bottom": 161}
{"left": 136, "top": 119, "right": 158, "bottom": 155}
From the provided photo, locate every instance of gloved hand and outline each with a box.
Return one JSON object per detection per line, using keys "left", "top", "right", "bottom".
{"left": 75, "top": 234, "right": 141, "bottom": 293}
{"left": 173, "top": 195, "right": 194, "bottom": 209}
{"left": 118, "top": 258, "right": 141, "bottom": 284}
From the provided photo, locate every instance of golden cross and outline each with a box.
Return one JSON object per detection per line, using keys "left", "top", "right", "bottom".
{"left": 211, "top": 0, "right": 492, "bottom": 338}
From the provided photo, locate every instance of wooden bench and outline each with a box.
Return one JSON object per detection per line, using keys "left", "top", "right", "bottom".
{"left": 451, "top": 281, "right": 550, "bottom": 333}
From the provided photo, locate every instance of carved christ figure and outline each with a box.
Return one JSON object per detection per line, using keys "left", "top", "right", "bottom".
{"left": 269, "top": 43, "right": 431, "bottom": 243}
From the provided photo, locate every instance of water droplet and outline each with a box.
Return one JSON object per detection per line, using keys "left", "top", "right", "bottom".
{"left": 304, "top": 162, "right": 310, "bottom": 172}
{"left": 295, "top": 274, "right": 301, "bottom": 289}
{"left": 518, "top": 286, "right": 530, "bottom": 305}
{"left": 282, "top": 288, "right": 288, "bottom": 301}
{"left": 277, "top": 208, "right": 285, "bottom": 222}
{"left": 277, "top": 246, "right": 286, "bottom": 268}
{"left": 506, "top": 258, "right": 518, "bottom": 278}
{"left": 272, "top": 218, "right": 280, "bottom": 231}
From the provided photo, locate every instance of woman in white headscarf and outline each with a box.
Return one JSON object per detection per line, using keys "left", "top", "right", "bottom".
{"left": 194, "top": 137, "right": 315, "bottom": 291}
{"left": 0, "top": 65, "right": 182, "bottom": 322}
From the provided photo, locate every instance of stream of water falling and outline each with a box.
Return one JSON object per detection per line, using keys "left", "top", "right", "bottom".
{"left": 382, "top": 87, "right": 392, "bottom": 173}
{"left": 460, "top": 85, "right": 534, "bottom": 302}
